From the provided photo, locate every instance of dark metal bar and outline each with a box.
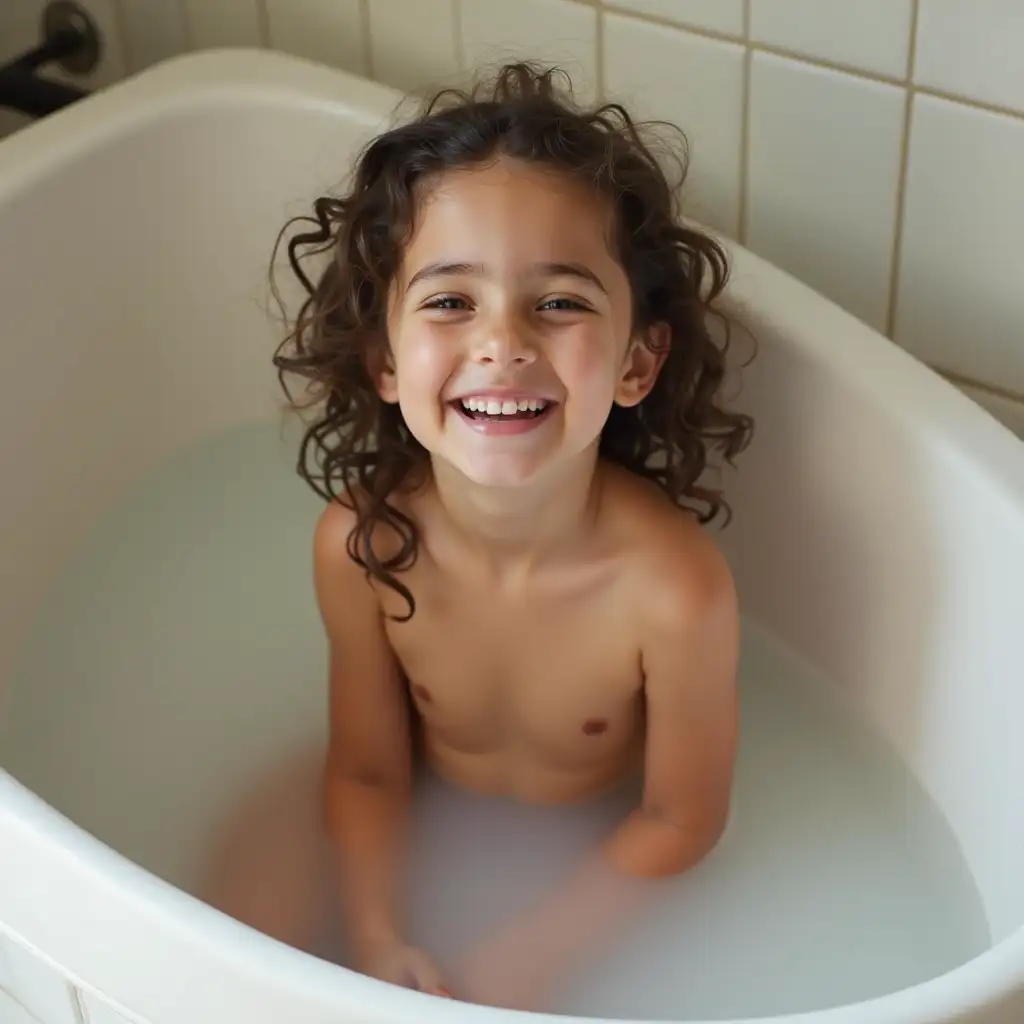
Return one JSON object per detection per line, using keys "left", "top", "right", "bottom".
{"left": 0, "top": 65, "right": 88, "bottom": 118}
{"left": 0, "top": 2, "right": 100, "bottom": 119}
{"left": 8, "top": 29, "right": 85, "bottom": 74}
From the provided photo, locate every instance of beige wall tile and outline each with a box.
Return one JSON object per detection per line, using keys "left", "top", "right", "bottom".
{"left": 118, "top": 0, "right": 190, "bottom": 71}
{"left": 746, "top": 53, "right": 904, "bottom": 331}
{"left": 915, "top": 0, "right": 1024, "bottom": 113}
{"left": 368, "top": 0, "right": 459, "bottom": 94}
{"left": 604, "top": 0, "right": 744, "bottom": 37}
{"left": 460, "top": 0, "right": 598, "bottom": 102}
{"left": 603, "top": 13, "right": 744, "bottom": 237}
{"left": 895, "top": 95, "right": 1024, "bottom": 391}
{"left": 750, "top": 0, "right": 913, "bottom": 78}
{"left": 265, "top": 0, "right": 367, "bottom": 75}
{"left": 183, "top": 0, "right": 264, "bottom": 48}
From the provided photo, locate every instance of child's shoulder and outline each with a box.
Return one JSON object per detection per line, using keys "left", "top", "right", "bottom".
{"left": 600, "top": 463, "right": 736, "bottom": 630}
{"left": 313, "top": 487, "right": 413, "bottom": 579}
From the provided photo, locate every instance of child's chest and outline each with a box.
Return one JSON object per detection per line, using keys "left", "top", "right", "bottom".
{"left": 382, "top": 570, "right": 645, "bottom": 755}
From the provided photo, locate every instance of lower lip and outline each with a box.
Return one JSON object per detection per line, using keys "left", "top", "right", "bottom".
{"left": 452, "top": 403, "right": 555, "bottom": 436}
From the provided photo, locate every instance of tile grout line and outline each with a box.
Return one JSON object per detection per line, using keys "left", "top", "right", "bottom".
{"left": 254, "top": 0, "right": 271, "bottom": 49}
{"left": 603, "top": 5, "right": 744, "bottom": 47}
{"left": 885, "top": 0, "right": 921, "bottom": 340}
{"left": 169, "top": 0, "right": 192, "bottom": 59}
{"left": 453, "top": 0, "right": 465, "bottom": 74}
{"left": 109, "top": 0, "right": 134, "bottom": 74}
{"left": 938, "top": 366, "right": 1024, "bottom": 406}
{"left": 737, "top": 0, "right": 752, "bottom": 244}
{"left": 753, "top": 41, "right": 909, "bottom": 87}
{"left": 177, "top": 0, "right": 197, "bottom": 53}
{"left": 916, "top": 83, "right": 1024, "bottom": 122}
{"left": 358, "top": 0, "right": 374, "bottom": 79}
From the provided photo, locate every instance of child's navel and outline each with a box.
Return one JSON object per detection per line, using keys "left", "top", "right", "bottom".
{"left": 582, "top": 718, "right": 608, "bottom": 736}
{"left": 413, "top": 684, "right": 432, "bottom": 703}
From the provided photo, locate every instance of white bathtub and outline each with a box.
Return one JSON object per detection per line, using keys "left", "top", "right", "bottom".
{"left": 0, "top": 48, "right": 1023, "bottom": 1024}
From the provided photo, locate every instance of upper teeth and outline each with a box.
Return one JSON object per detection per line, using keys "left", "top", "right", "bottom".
{"left": 461, "top": 397, "right": 548, "bottom": 415}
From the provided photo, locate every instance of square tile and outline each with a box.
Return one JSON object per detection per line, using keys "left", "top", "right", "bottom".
{"left": 182, "top": 0, "right": 264, "bottom": 48}
{"left": 914, "top": 0, "right": 1024, "bottom": 113}
{"left": 118, "top": 0, "right": 190, "bottom": 72}
{"left": 746, "top": 53, "right": 905, "bottom": 331}
{"left": 604, "top": 0, "right": 744, "bottom": 37}
{"left": 368, "top": 0, "right": 459, "bottom": 94}
{"left": 460, "top": 0, "right": 598, "bottom": 103}
{"left": 603, "top": 13, "right": 744, "bottom": 236}
{"left": 265, "top": 0, "right": 367, "bottom": 75}
{"left": 895, "top": 95, "right": 1024, "bottom": 390}
{"left": 958, "top": 384, "right": 1024, "bottom": 440}
{"left": 750, "top": 0, "right": 913, "bottom": 78}
{"left": 0, "top": 935, "right": 78, "bottom": 1024}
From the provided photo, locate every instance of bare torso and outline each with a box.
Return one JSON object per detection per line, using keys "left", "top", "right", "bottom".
{"left": 385, "top": 562, "right": 646, "bottom": 803}
{"left": 376, "top": 464, "right": 679, "bottom": 805}
{"left": 200, "top": 461, "right": 736, "bottom": 987}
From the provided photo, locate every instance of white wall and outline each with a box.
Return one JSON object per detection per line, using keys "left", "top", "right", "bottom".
{"left": 1, "top": 0, "right": 1023, "bottom": 435}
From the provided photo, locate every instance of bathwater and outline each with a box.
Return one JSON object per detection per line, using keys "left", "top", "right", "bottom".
{"left": 2, "top": 422, "right": 990, "bottom": 1021}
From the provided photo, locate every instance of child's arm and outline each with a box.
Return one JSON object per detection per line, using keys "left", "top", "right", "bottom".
{"left": 605, "top": 539, "right": 739, "bottom": 878}
{"left": 456, "top": 536, "right": 738, "bottom": 1008}
{"left": 314, "top": 503, "right": 448, "bottom": 996}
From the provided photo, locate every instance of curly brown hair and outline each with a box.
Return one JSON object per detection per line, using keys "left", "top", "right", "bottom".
{"left": 273, "top": 62, "right": 754, "bottom": 618}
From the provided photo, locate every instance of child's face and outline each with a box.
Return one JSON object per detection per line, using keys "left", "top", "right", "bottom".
{"left": 381, "top": 158, "right": 665, "bottom": 488}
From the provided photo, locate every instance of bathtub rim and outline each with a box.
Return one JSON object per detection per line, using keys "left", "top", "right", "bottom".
{"left": 1, "top": 45, "right": 1023, "bottom": 1024}
{"left": 0, "top": 769, "right": 1019, "bottom": 1024}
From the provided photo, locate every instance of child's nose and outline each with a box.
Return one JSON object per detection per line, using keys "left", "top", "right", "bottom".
{"left": 471, "top": 321, "right": 537, "bottom": 368}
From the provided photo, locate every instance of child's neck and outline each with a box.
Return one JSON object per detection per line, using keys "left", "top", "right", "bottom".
{"left": 430, "top": 447, "right": 604, "bottom": 573}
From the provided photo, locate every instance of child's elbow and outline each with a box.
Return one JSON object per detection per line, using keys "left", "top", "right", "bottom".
{"left": 607, "top": 806, "right": 728, "bottom": 879}
{"left": 653, "top": 818, "right": 726, "bottom": 879}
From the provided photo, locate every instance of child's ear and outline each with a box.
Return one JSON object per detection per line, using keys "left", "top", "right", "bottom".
{"left": 614, "top": 322, "right": 670, "bottom": 408}
{"left": 370, "top": 346, "right": 400, "bottom": 404}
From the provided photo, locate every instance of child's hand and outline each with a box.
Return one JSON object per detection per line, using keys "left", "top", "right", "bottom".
{"left": 357, "top": 939, "right": 452, "bottom": 998}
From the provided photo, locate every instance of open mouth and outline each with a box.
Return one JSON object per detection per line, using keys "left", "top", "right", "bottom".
{"left": 453, "top": 397, "right": 554, "bottom": 422}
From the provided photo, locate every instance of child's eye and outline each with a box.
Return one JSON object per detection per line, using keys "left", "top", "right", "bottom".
{"left": 538, "top": 297, "right": 590, "bottom": 312}
{"left": 423, "top": 295, "right": 470, "bottom": 311}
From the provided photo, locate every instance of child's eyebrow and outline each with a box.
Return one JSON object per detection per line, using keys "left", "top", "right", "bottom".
{"left": 405, "top": 261, "right": 608, "bottom": 294}
{"left": 539, "top": 262, "right": 608, "bottom": 294}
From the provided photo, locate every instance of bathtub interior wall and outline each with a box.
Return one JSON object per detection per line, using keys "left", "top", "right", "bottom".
{"left": 0, "top": 51, "right": 1022, "bottom": 958}
{"left": 0, "top": 59, "right": 401, "bottom": 888}
{"left": 715, "top": 280, "right": 1024, "bottom": 941}
{"left": 0, "top": 63, "right": 394, "bottom": 685}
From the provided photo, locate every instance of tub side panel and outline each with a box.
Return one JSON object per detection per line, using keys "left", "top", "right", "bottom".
{"left": 0, "top": 932, "right": 80, "bottom": 1024}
